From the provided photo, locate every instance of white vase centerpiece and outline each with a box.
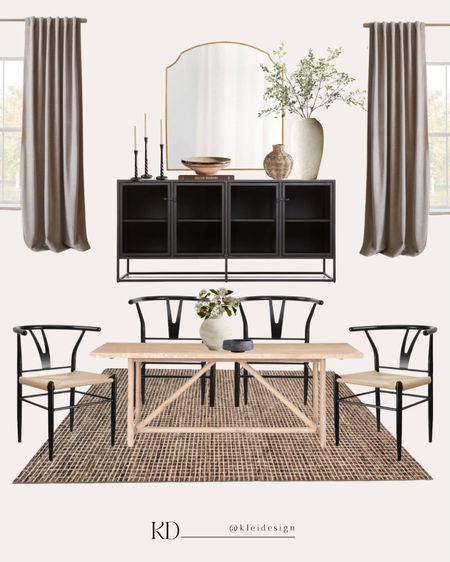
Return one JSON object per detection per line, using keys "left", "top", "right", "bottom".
{"left": 195, "top": 288, "right": 240, "bottom": 351}
{"left": 290, "top": 118, "right": 323, "bottom": 180}
{"left": 260, "top": 45, "right": 365, "bottom": 180}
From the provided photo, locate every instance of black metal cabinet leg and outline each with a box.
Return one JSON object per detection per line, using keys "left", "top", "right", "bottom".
{"left": 200, "top": 362, "right": 206, "bottom": 405}
{"left": 141, "top": 364, "right": 146, "bottom": 405}
{"left": 209, "top": 365, "right": 216, "bottom": 407}
{"left": 375, "top": 387, "right": 381, "bottom": 431}
{"left": 243, "top": 369, "right": 249, "bottom": 405}
{"left": 69, "top": 387, "right": 75, "bottom": 431}
{"left": 47, "top": 382, "right": 55, "bottom": 461}
{"left": 17, "top": 382, "right": 22, "bottom": 443}
{"left": 234, "top": 363, "right": 240, "bottom": 407}
{"left": 396, "top": 381, "right": 403, "bottom": 461}
{"left": 303, "top": 363, "right": 309, "bottom": 405}
{"left": 111, "top": 374, "right": 117, "bottom": 446}
{"left": 334, "top": 374, "right": 340, "bottom": 446}
{"left": 428, "top": 382, "right": 433, "bottom": 443}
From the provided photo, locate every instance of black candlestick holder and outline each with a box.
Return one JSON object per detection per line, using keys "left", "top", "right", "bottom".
{"left": 156, "top": 143, "right": 168, "bottom": 180}
{"left": 141, "top": 137, "right": 152, "bottom": 179}
{"left": 130, "top": 149, "right": 141, "bottom": 182}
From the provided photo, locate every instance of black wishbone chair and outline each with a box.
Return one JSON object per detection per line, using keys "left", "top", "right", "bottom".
{"left": 334, "top": 325, "right": 437, "bottom": 461}
{"left": 234, "top": 296, "right": 324, "bottom": 407}
{"left": 15, "top": 325, "right": 116, "bottom": 461}
{"left": 128, "top": 296, "right": 216, "bottom": 406}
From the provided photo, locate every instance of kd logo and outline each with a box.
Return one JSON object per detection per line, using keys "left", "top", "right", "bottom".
{"left": 151, "top": 521, "right": 180, "bottom": 540}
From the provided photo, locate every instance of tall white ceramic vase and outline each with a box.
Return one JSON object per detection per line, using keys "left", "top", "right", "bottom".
{"left": 290, "top": 118, "right": 324, "bottom": 180}
{"left": 200, "top": 317, "right": 233, "bottom": 351}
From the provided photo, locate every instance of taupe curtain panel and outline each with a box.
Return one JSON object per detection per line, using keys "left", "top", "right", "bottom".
{"left": 361, "top": 22, "right": 430, "bottom": 257}
{"left": 20, "top": 17, "right": 90, "bottom": 252}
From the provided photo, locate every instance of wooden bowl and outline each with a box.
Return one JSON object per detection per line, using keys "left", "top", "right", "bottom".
{"left": 181, "top": 156, "right": 231, "bottom": 176}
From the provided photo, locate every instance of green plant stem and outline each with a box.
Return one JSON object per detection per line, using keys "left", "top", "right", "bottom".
{"left": 284, "top": 72, "right": 307, "bottom": 118}
{"left": 309, "top": 78, "right": 323, "bottom": 117}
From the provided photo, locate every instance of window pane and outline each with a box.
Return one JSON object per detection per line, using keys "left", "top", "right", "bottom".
{"left": 448, "top": 64, "right": 450, "bottom": 132}
{"left": 0, "top": 132, "right": 3, "bottom": 201}
{"left": 3, "top": 131, "right": 21, "bottom": 203}
{"left": 3, "top": 60, "right": 23, "bottom": 129}
{"left": 429, "top": 136, "right": 448, "bottom": 209}
{"left": 430, "top": 185, "right": 449, "bottom": 210}
{"left": 429, "top": 135, "right": 446, "bottom": 184}
{"left": 447, "top": 141, "right": 450, "bottom": 208}
{"left": 0, "top": 61, "right": 3, "bottom": 127}
{"left": 427, "top": 65, "right": 446, "bottom": 133}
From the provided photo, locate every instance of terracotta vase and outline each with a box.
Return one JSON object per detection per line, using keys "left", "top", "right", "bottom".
{"left": 263, "top": 144, "right": 293, "bottom": 180}
{"left": 290, "top": 118, "right": 324, "bottom": 180}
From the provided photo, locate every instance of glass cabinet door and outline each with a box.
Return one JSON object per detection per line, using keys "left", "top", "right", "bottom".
{"left": 174, "top": 182, "right": 225, "bottom": 255}
{"left": 120, "top": 183, "right": 171, "bottom": 256}
{"left": 282, "top": 182, "right": 332, "bottom": 256}
{"left": 228, "top": 182, "right": 278, "bottom": 256}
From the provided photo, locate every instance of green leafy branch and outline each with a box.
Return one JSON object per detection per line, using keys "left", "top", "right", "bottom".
{"left": 259, "top": 44, "right": 365, "bottom": 119}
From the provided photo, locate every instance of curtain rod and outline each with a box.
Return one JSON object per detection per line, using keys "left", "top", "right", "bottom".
{"left": 0, "top": 18, "right": 87, "bottom": 23}
{"left": 363, "top": 22, "right": 450, "bottom": 28}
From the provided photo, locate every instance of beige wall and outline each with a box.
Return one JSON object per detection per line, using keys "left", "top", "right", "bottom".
{"left": 1, "top": 1, "right": 449, "bottom": 560}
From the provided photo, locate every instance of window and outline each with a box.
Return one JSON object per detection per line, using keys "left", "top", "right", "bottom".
{"left": 0, "top": 58, "right": 23, "bottom": 208}
{"left": 427, "top": 63, "right": 450, "bottom": 213}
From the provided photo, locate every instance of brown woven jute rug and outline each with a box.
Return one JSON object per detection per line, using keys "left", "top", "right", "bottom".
{"left": 14, "top": 368, "right": 431, "bottom": 483}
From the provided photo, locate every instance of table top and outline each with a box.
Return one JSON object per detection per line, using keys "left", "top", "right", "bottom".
{"left": 91, "top": 342, "right": 363, "bottom": 362}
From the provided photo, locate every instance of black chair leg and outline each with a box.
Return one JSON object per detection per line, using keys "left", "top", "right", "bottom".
{"left": 111, "top": 374, "right": 117, "bottom": 446}
{"left": 333, "top": 374, "right": 340, "bottom": 446}
{"left": 141, "top": 364, "right": 146, "bottom": 405}
{"left": 396, "top": 381, "right": 403, "bottom": 461}
{"left": 375, "top": 387, "right": 381, "bottom": 431}
{"left": 303, "top": 363, "right": 309, "bottom": 405}
{"left": 47, "top": 382, "right": 55, "bottom": 461}
{"left": 234, "top": 363, "right": 240, "bottom": 407}
{"left": 17, "top": 382, "right": 22, "bottom": 443}
{"left": 243, "top": 369, "right": 249, "bottom": 405}
{"left": 200, "top": 375, "right": 207, "bottom": 405}
{"left": 200, "top": 362, "right": 206, "bottom": 405}
{"left": 428, "top": 383, "right": 433, "bottom": 443}
{"left": 69, "top": 387, "right": 75, "bottom": 431}
{"left": 209, "top": 365, "right": 216, "bottom": 407}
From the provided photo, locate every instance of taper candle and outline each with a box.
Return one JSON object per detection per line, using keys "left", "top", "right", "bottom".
{"left": 160, "top": 119, "right": 163, "bottom": 143}
{"left": 144, "top": 113, "right": 147, "bottom": 137}
{"left": 134, "top": 125, "right": 137, "bottom": 150}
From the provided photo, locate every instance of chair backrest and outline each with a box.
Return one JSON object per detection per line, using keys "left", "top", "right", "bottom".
{"left": 349, "top": 325, "right": 437, "bottom": 377}
{"left": 128, "top": 296, "right": 199, "bottom": 342}
{"left": 13, "top": 325, "right": 101, "bottom": 377}
{"left": 238, "top": 296, "right": 324, "bottom": 342}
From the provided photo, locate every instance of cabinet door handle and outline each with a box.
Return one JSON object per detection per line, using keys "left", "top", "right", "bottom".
{"left": 278, "top": 198, "right": 290, "bottom": 202}
{"left": 163, "top": 197, "right": 171, "bottom": 201}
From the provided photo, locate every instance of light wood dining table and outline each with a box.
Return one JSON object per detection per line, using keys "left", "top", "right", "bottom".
{"left": 91, "top": 342, "right": 363, "bottom": 447}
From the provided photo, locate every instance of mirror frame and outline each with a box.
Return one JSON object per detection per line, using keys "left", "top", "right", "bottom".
{"left": 165, "top": 41, "right": 285, "bottom": 171}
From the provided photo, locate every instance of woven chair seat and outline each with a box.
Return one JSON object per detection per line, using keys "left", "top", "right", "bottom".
{"left": 19, "top": 371, "right": 113, "bottom": 391}
{"left": 337, "top": 370, "right": 430, "bottom": 391}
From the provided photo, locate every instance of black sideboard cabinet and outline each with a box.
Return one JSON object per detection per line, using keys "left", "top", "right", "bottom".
{"left": 117, "top": 179, "right": 335, "bottom": 282}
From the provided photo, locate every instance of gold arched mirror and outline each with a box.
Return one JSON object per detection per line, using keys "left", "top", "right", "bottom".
{"left": 165, "top": 41, "right": 284, "bottom": 171}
